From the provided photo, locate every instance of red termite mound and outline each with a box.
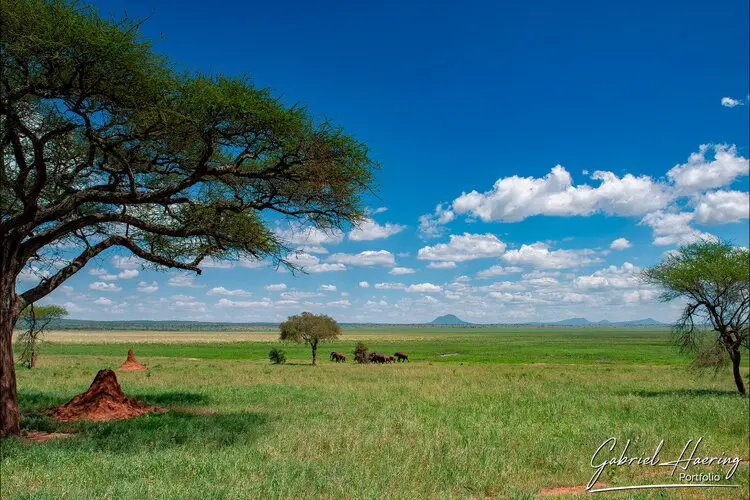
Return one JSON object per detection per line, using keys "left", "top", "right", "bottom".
{"left": 119, "top": 348, "right": 147, "bottom": 371}
{"left": 44, "top": 369, "right": 162, "bottom": 422}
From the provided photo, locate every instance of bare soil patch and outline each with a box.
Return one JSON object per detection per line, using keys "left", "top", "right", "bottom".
{"left": 44, "top": 369, "right": 163, "bottom": 422}
{"left": 23, "top": 431, "right": 74, "bottom": 443}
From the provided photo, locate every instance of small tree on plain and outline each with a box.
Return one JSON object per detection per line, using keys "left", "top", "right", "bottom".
{"left": 642, "top": 239, "right": 749, "bottom": 395}
{"left": 268, "top": 347, "right": 286, "bottom": 364}
{"left": 15, "top": 304, "right": 68, "bottom": 369}
{"left": 353, "top": 341, "right": 369, "bottom": 364}
{"left": 279, "top": 312, "right": 340, "bottom": 365}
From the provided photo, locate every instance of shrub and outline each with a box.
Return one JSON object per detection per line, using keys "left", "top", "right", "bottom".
{"left": 354, "top": 342, "right": 369, "bottom": 364}
{"left": 268, "top": 347, "right": 287, "bottom": 364}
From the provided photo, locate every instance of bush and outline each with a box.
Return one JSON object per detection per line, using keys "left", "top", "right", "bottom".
{"left": 354, "top": 342, "right": 369, "bottom": 364}
{"left": 268, "top": 347, "right": 287, "bottom": 364}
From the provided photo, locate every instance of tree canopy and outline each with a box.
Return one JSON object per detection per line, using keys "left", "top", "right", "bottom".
{"left": 0, "top": 0, "right": 377, "bottom": 436}
{"left": 642, "top": 239, "right": 749, "bottom": 395}
{"left": 279, "top": 312, "right": 341, "bottom": 365}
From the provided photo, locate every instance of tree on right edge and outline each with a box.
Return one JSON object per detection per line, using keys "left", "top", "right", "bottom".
{"left": 642, "top": 239, "right": 749, "bottom": 395}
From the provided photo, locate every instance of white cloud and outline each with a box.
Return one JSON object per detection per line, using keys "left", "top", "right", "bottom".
{"left": 370, "top": 207, "right": 388, "bottom": 214}
{"left": 280, "top": 291, "right": 324, "bottom": 299}
{"left": 167, "top": 273, "right": 202, "bottom": 288}
{"left": 318, "top": 284, "right": 337, "bottom": 291}
{"left": 666, "top": 144, "right": 749, "bottom": 193}
{"left": 215, "top": 298, "right": 273, "bottom": 308}
{"left": 89, "top": 268, "right": 108, "bottom": 276}
{"left": 200, "top": 258, "right": 234, "bottom": 269}
{"left": 389, "top": 267, "right": 416, "bottom": 275}
{"left": 374, "top": 282, "right": 406, "bottom": 290}
{"left": 286, "top": 252, "right": 348, "bottom": 273}
{"left": 136, "top": 281, "right": 159, "bottom": 293}
{"left": 62, "top": 301, "right": 88, "bottom": 313}
{"left": 405, "top": 283, "right": 442, "bottom": 293}
{"left": 448, "top": 166, "right": 669, "bottom": 223}
{"left": 694, "top": 190, "right": 750, "bottom": 225}
{"left": 639, "top": 211, "right": 716, "bottom": 246}
{"left": 476, "top": 265, "right": 524, "bottom": 279}
{"left": 265, "top": 284, "right": 288, "bottom": 292}
{"left": 348, "top": 218, "right": 406, "bottom": 241}
{"left": 94, "top": 297, "right": 113, "bottom": 306}
{"left": 358, "top": 281, "right": 370, "bottom": 288}
{"left": 117, "top": 269, "right": 139, "bottom": 279}
{"left": 112, "top": 255, "right": 141, "bottom": 270}
{"left": 417, "top": 233, "right": 506, "bottom": 262}
{"left": 327, "top": 299, "right": 351, "bottom": 307}
{"left": 207, "top": 287, "right": 252, "bottom": 297}
{"left": 610, "top": 238, "right": 631, "bottom": 251}
{"left": 427, "top": 261, "right": 457, "bottom": 269}
{"left": 573, "top": 262, "right": 641, "bottom": 290}
{"left": 418, "top": 203, "right": 455, "bottom": 238}
{"left": 327, "top": 250, "right": 395, "bottom": 266}
{"left": 721, "top": 97, "right": 743, "bottom": 108}
{"left": 89, "top": 282, "right": 122, "bottom": 292}
{"left": 275, "top": 223, "right": 343, "bottom": 250}
{"left": 501, "top": 243, "right": 600, "bottom": 269}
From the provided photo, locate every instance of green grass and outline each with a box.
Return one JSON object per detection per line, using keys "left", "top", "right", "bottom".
{"left": 2, "top": 328, "right": 748, "bottom": 499}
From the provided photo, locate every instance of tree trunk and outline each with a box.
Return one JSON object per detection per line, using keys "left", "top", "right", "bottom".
{"left": 30, "top": 348, "right": 37, "bottom": 369}
{"left": 729, "top": 348, "right": 746, "bottom": 396}
{"left": 0, "top": 307, "right": 21, "bottom": 437}
{"left": 312, "top": 341, "right": 318, "bottom": 366}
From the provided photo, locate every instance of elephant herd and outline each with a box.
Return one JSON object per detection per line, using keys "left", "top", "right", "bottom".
{"left": 329, "top": 351, "right": 409, "bottom": 363}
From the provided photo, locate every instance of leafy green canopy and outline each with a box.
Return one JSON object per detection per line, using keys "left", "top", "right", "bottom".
{"left": 1, "top": 0, "right": 377, "bottom": 309}
{"left": 642, "top": 239, "right": 749, "bottom": 351}
{"left": 279, "top": 312, "right": 341, "bottom": 345}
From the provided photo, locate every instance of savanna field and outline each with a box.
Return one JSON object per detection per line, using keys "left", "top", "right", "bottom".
{"left": 1, "top": 327, "right": 748, "bottom": 499}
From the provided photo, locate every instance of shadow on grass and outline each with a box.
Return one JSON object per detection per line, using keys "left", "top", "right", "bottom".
{"left": 626, "top": 389, "right": 742, "bottom": 398}
{"left": 19, "top": 390, "right": 211, "bottom": 408}
{"left": 4, "top": 410, "right": 269, "bottom": 459}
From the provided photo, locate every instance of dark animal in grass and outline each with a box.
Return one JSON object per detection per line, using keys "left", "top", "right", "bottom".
{"left": 368, "top": 352, "right": 391, "bottom": 364}
{"left": 330, "top": 352, "right": 347, "bottom": 362}
{"left": 393, "top": 352, "right": 409, "bottom": 362}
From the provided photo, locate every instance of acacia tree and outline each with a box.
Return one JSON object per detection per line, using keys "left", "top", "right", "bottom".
{"left": 279, "top": 312, "right": 340, "bottom": 365}
{"left": 16, "top": 304, "right": 67, "bottom": 369}
{"left": 0, "top": 1, "right": 376, "bottom": 436}
{"left": 642, "top": 240, "right": 749, "bottom": 395}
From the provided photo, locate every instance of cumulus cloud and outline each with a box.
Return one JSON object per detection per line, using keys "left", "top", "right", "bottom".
{"left": 418, "top": 203, "right": 455, "bottom": 238}
{"left": 167, "top": 273, "right": 202, "bottom": 288}
{"left": 265, "top": 284, "right": 288, "bottom": 292}
{"left": 280, "top": 291, "right": 324, "bottom": 299}
{"left": 94, "top": 297, "right": 113, "bottom": 306}
{"left": 389, "top": 267, "right": 416, "bottom": 275}
{"left": 666, "top": 144, "right": 749, "bottom": 193}
{"left": 117, "top": 269, "right": 139, "bottom": 279}
{"left": 327, "top": 250, "right": 395, "bottom": 266}
{"left": 207, "top": 287, "right": 252, "bottom": 297}
{"left": 501, "top": 243, "right": 600, "bottom": 269}
{"left": 275, "top": 223, "right": 343, "bottom": 252}
{"left": 610, "top": 238, "right": 632, "bottom": 251}
{"left": 348, "top": 218, "right": 406, "bottom": 241}
{"left": 358, "top": 281, "right": 370, "bottom": 288}
{"left": 327, "top": 299, "right": 351, "bottom": 307}
{"left": 318, "top": 284, "right": 337, "bottom": 291}
{"left": 417, "top": 233, "right": 506, "bottom": 262}
{"left": 216, "top": 298, "right": 273, "bottom": 308}
{"left": 448, "top": 166, "right": 669, "bottom": 223}
{"left": 694, "top": 190, "right": 750, "bottom": 225}
{"left": 112, "top": 255, "right": 141, "bottom": 270}
{"left": 721, "top": 97, "right": 744, "bottom": 108}
{"left": 89, "top": 282, "right": 122, "bottom": 292}
{"left": 374, "top": 282, "right": 406, "bottom": 290}
{"left": 405, "top": 283, "right": 442, "bottom": 293}
{"left": 573, "top": 262, "right": 641, "bottom": 289}
{"left": 639, "top": 211, "right": 716, "bottom": 246}
{"left": 476, "top": 265, "right": 524, "bottom": 279}
{"left": 427, "top": 261, "right": 457, "bottom": 269}
{"left": 286, "top": 252, "right": 347, "bottom": 273}
{"left": 137, "top": 281, "right": 159, "bottom": 293}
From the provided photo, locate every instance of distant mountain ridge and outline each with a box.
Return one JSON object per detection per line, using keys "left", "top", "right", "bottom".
{"left": 529, "top": 317, "right": 665, "bottom": 326}
{"left": 430, "top": 314, "right": 470, "bottom": 325}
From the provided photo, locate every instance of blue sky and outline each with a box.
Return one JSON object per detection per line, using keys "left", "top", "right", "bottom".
{"left": 23, "top": 0, "right": 749, "bottom": 323}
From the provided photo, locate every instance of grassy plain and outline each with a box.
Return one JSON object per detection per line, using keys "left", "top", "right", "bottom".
{"left": 1, "top": 327, "right": 748, "bottom": 498}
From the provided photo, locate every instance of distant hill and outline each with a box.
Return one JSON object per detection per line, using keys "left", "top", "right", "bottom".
{"left": 430, "top": 314, "right": 470, "bottom": 325}
{"left": 531, "top": 317, "right": 666, "bottom": 326}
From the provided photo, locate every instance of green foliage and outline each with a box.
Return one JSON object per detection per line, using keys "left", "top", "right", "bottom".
{"left": 1, "top": 0, "right": 377, "bottom": 309}
{"left": 353, "top": 341, "right": 369, "bottom": 364}
{"left": 279, "top": 312, "right": 341, "bottom": 345}
{"left": 642, "top": 239, "right": 750, "bottom": 393}
{"left": 15, "top": 304, "right": 68, "bottom": 368}
{"left": 268, "top": 347, "right": 286, "bottom": 364}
